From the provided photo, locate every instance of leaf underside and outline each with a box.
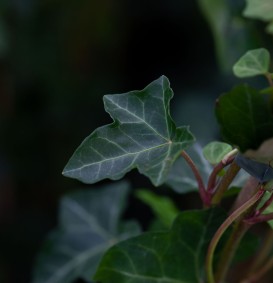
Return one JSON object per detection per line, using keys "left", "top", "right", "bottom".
{"left": 233, "top": 48, "right": 270, "bottom": 78}
{"left": 62, "top": 76, "right": 195, "bottom": 186}
{"left": 94, "top": 208, "right": 226, "bottom": 283}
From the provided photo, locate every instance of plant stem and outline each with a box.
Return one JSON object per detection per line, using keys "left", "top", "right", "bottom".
{"left": 181, "top": 150, "right": 210, "bottom": 206}
{"left": 265, "top": 72, "right": 273, "bottom": 88}
{"left": 247, "top": 229, "right": 273, "bottom": 275}
{"left": 241, "top": 256, "right": 273, "bottom": 283}
{"left": 205, "top": 189, "right": 264, "bottom": 283}
{"left": 214, "top": 221, "right": 249, "bottom": 283}
{"left": 211, "top": 161, "right": 241, "bottom": 205}
{"left": 207, "top": 157, "right": 235, "bottom": 193}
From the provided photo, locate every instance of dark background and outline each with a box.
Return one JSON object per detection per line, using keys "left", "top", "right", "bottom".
{"left": 0, "top": 1, "right": 264, "bottom": 282}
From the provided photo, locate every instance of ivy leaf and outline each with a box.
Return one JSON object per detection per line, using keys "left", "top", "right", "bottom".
{"left": 32, "top": 182, "right": 140, "bottom": 283}
{"left": 94, "top": 208, "right": 226, "bottom": 283}
{"left": 63, "top": 76, "right": 195, "bottom": 186}
{"left": 203, "top": 141, "right": 233, "bottom": 165}
{"left": 243, "top": 0, "right": 273, "bottom": 22}
{"left": 215, "top": 84, "right": 273, "bottom": 152}
{"left": 233, "top": 48, "right": 270, "bottom": 78}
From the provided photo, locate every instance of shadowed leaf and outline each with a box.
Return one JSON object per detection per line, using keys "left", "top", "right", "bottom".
{"left": 94, "top": 208, "right": 226, "bottom": 283}
{"left": 32, "top": 182, "right": 140, "bottom": 283}
{"left": 215, "top": 84, "right": 273, "bottom": 152}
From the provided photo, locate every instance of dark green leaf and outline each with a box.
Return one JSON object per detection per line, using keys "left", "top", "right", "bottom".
{"left": 233, "top": 48, "right": 270, "bottom": 78}
{"left": 63, "top": 76, "right": 195, "bottom": 186}
{"left": 32, "top": 182, "right": 140, "bottom": 283}
{"left": 94, "top": 208, "right": 226, "bottom": 283}
{"left": 135, "top": 190, "right": 179, "bottom": 228}
{"left": 203, "top": 141, "right": 232, "bottom": 164}
{"left": 215, "top": 84, "right": 273, "bottom": 152}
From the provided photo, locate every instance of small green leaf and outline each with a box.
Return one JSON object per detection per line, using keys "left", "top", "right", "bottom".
{"left": 215, "top": 84, "right": 273, "bottom": 152}
{"left": 244, "top": 0, "right": 273, "bottom": 22}
{"left": 233, "top": 48, "right": 270, "bottom": 78}
{"left": 135, "top": 190, "right": 179, "bottom": 228}
{"left": 203, "top": 141, "right": 233, "bottom": 165}
{"left": 32, "top": 182, "right": 140, "bottom": 283}
{"left": 94, "top": 208, "right": 226, "bottom": 283}
{"left": 63, "top": 76, "right": 195, "bottom": 186}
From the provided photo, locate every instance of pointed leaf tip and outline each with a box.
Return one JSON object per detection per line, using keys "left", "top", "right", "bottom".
{"left": 63, "top": 76, "right": 195, "bottom": 186}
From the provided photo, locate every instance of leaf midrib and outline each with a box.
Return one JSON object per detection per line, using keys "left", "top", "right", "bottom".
{"left": 106, "top": 96, "right": 169, "bottom": 142}
{"left": 64, "top": 141, "right": 172, "bottom": 174}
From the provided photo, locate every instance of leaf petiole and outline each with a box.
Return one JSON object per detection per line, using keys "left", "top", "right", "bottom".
{"left": 181, "top": 150, "right": 210, "bottom": 207}
{"left": 206, "top": 188, "right": 264, "bottom": 283}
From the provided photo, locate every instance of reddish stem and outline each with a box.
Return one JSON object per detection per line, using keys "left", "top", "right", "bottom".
{"left": 207, "top": 156, "right": 235, "bottom": 193}
{"left": 245, "top": 212, "right": 273, "bottom": 225}
{"left": 181, "top": 151, "right": 210, "bottom": 206}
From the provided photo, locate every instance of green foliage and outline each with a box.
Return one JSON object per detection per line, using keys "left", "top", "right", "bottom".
{"left": 233, "top": 48, "right": 270, "bottom": 78}
{"left": 244, "top": 0, "right": 273, "bottom": 34}
{"left": 135, "top": 190, "right": 179, "bottom": 228}
{"left": 215, "top": 84, "right": 273, "bottom": 152}
{"left": 203, "top": 141, "right": 232, "bottom": 165}
{"left": 198, "top": 0, "right": 260, "bottom": 72}
{"left": 37, "top": 47, "right": 273, "bottom": 283}
{"left": 94, "top": 208, "right": 226, "bottom": 283}
{"left": 63, "top": 76, "right": 195, "bottom": 186}
{"left": 244, "top": 0, "right": 273, "bottom": 21}
{"left": 32, "top": 182, "right": 140, "bottom": 283}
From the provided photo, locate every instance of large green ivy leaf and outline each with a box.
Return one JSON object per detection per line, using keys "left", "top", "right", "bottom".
{"left": 32, "top": 182, "right": 140, "bottom": 283}
{"left": 233, "top": 48, "right": 270, "bottom": 78}
{"left": 63, "top": 76, "right": 195, "bottom": 186}
{"left": 215, "top": 84, "right": 273, "bottom": 152}
{"left": 244, "top": 0, "right": 273, "bottom": 22}
{"left": 94, "top": 208, "right": 226, "bottom": 283}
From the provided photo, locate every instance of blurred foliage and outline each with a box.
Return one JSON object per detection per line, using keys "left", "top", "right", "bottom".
{"left": 0, "top": 0, "right": 272, "bottom": 282}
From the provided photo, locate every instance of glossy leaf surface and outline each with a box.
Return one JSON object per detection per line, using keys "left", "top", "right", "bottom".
{"left": 63, "top": 76, "right": 195, "bottom": 186}
{"left": 215, "top": 84, "right": 273, "bottom": 152}
{"left": 233, "top": 48, "right": 270, "bottom": 78}
{"left": 94, "top": 208, "right": 225, "bottom": 283}
{"left": 203, "top": 141, "right": 232, "bottom": 164}
{"left": 32, "top": 182, "right": 140, "bottom": 283}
